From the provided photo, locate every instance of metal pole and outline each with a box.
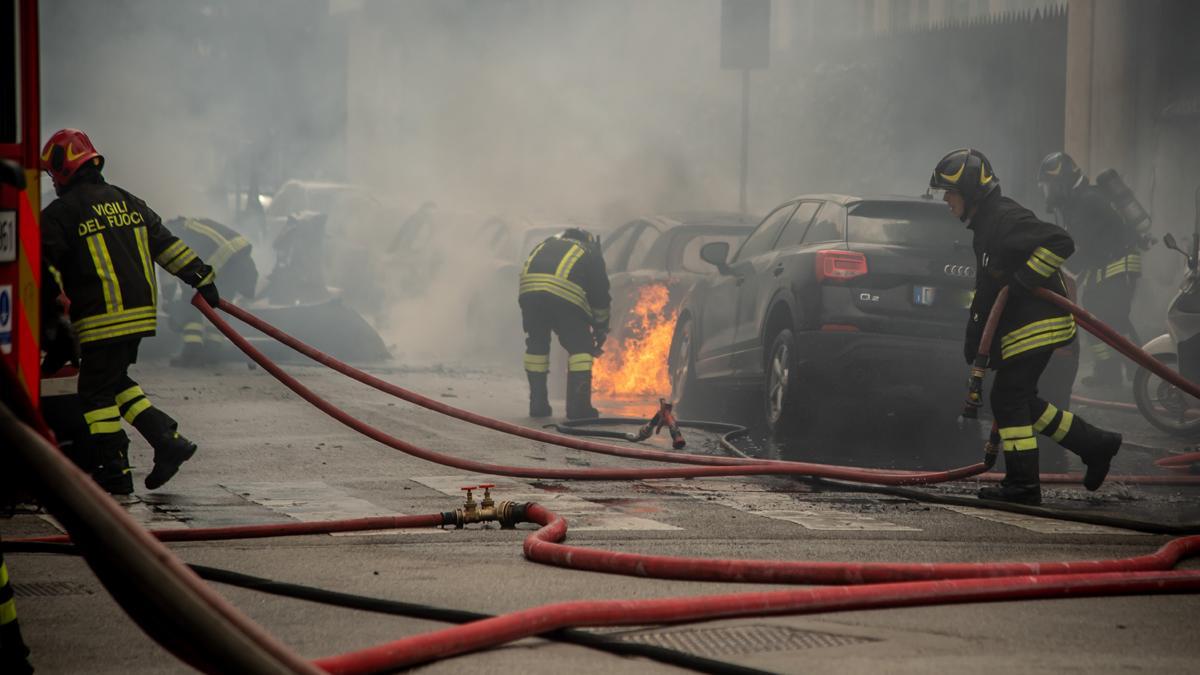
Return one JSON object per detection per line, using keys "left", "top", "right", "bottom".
{"left": 739, "top": 69, "right": 750, "bottom": 213}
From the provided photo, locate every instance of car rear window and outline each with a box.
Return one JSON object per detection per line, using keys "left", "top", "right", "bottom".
{"left": 847, "top": 201, "right": 961, "bottom": 247}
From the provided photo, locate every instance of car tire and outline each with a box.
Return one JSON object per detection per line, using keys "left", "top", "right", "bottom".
{"left": 669, "top": 316, "right": 706, "bottom": 417}
{"left": 763, "top": 328, "right": 804, "bottom": 438}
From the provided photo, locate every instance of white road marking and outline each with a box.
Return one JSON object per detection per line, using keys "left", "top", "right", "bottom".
{"left": 650, "top": 479, "right": 921, "bottom": 532}
{"left": 220, "top": 480, "right": 439, "bottom": 536}
{"left": 935, "top": 504, "right": 1150, "bottom": 535}
{"left": 411, "top": 474, "right": 681, "bottom": 531}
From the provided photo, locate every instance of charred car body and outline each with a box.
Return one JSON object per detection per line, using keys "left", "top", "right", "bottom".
{"left": 601, "top": 212, "right": 757, "bottom": 347}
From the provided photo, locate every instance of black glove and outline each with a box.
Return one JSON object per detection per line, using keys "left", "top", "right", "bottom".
{"left": 41, "top": 314, "right": 80, "bottom": 375}
{"left": 963, "top": 341, "right": 978, "bottom": 366}
{"left": 592, "top": 326, "right": 609, "bottom": 355}
{"left": 197, "top": 281, "right": 221, "bottom": 308}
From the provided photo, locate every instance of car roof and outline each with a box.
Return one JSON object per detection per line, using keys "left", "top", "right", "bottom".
{"left": 632, "top": 211, "right": 760, "bottom": 230}
{"left": 778, "top": 193, "right": 944, "bottom": 208}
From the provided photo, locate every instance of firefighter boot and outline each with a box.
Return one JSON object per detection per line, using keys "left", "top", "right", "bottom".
{"left": 978, "top": 450, "right": 1042, "bottom": 505}
{"left": 527, "top": 371, "right": 553, "bottom": 418}
{"left": 92, "top": 442, "right": 134, "bottom": 496}
{"left": 1055, "top": 415, "right": 1122, "bottom": 491}
{"left": 170, "top": 342, "right": 207, "bottom": 368}
{"left": 145, "top": 431, "right": 198, "bottom": 490}
{"left": 566, "top": 371, "right": 600, "bottom": 420}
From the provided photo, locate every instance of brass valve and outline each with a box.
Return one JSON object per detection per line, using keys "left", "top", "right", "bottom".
{"left": 460, "top": 486, "right": 479, "bottom": 521}
{"left": 443, "top": 485, "right": 527, "bottom": 529}
{"left": 478, "top": 483, "right": 495, "bottom": 510}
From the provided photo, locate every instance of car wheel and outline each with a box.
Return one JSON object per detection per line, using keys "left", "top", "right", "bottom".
{"left": 763, "top": 329, "right": 803, "bottom": 438}
{"left": 669, "top": 316, "right": 704, "bottom": 416}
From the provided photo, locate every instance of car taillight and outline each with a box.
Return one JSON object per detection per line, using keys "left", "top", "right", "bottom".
{"left": 815, "top": 250, "right": 868, "bottom": 283}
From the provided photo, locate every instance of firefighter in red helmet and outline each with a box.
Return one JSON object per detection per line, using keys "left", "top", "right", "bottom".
{"left": 39, "top": 128, "right": 221, "bottom": 493}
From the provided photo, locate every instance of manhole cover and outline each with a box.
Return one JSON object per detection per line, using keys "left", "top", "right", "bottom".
{"left": 12, "top": 581, "right": 94, "bottom": 597}
{"left": 618, "top": 624, "right": 878, "bottom": 657}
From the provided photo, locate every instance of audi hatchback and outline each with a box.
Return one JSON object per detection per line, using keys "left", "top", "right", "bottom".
{"left": 668, "top": 194, "right": 978, "bottom": 436}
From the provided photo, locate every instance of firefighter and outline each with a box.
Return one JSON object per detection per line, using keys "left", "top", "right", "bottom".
{"left": 164, "top": 217, "right": 258, "bottom": 367}
{"left": 930, "top": 148, "right": 1122, "bottom": 505}
{"left": 0, "top": 550, "right": 33, "bottom": 674}
{"left": 40, "top": 128, "right": 221, "bottom": 493}
{"left": 518, "top": 227, "right": 611, "bottom": 419}
{"left": 1037, "top": 151, "right": 1140, "bottom": 387}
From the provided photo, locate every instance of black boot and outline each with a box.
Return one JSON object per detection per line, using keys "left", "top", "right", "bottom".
{"left": 1081, "top": 430, "right": 1122, "bottom": 491}
{"left": 170, "top": 342, "right": 206, "bottom": 368}
{"left": 145, "top": 432, "right": 197, "bottom": 490}
{"left": 566, "top": 371, "right": 599, "bottom": 420}
{"left": 1053, "top": 414, "right": 1122, "bottom": 491}
{"left": 527, "top": 371, "right": 552, "bottom": 418}
{"left": 93, "top": 444, "right": 134, "bottom": 495}
{"left": 979, "top": 450, "right": 1042, "bottom": 505}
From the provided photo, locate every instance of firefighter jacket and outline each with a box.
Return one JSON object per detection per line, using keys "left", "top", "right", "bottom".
{"left": 1058, "top": 183, "right": 1140, "bottom": 284}
{"left": 42, "top": 175, "right": 213, "bottom": 346}
{"left": 168, "top": 217, "right": 258, "bottom": 299}
{"left": 518, "top": 235, "right": 612, "bottom": 328}
{"left": 964, "top": 191, "right": 1076, "bottom": 367}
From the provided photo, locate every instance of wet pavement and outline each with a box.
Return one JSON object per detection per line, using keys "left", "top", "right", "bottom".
{"left": 3, "top": 357, "right": 1199, "bottom": 674}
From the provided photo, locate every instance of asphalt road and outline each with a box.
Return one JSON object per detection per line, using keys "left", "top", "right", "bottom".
{"left": 3, "top": 356, "right": 1199, "bottom": 674}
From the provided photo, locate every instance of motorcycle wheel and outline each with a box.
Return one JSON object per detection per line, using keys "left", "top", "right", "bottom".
{"left": 1133, "top": 353, "right": 1200, "bottom": 436}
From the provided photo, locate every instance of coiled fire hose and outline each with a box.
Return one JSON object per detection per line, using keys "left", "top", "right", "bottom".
{"left": 10, "top": 499, "right": 1200, "bottom": 674}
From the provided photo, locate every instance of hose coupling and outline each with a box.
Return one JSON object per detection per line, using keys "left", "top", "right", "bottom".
{"left": 983, "top": 440, "right": 1000, "bottom": 469}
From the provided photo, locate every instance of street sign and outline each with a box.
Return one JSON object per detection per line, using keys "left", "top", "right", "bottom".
{"left": 721, "top": 0, "right": 770, "bottom": 70}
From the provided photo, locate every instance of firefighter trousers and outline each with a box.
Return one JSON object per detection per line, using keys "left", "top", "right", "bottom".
{"left": 0, "top": 548, "right": 33, "bottom": 674}
{"left": 1082, "top": 273, "right": 1138, "bottom": 380}
{"left": 991, "top": 350, "right": 1112, "bottom": 469}
{"left": 519, "top": 294, "right": 595, "bottom": 376}
{"left": 79, "top": 339, "right": 182, "bottom": 470}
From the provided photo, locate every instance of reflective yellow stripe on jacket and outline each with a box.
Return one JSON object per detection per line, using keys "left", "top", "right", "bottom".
{"left": 1101, "top": 253, "right": 1142, "bottom": 280}
{"left": 73, "top": 306, "right": 158, "bottom": 344}
{"left": 186, "top": 218, "right": 249, "bottom": 272}
{"left": 520, "top": 241, "right": 594, "bottom": 318}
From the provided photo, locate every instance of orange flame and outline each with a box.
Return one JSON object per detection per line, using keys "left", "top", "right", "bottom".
{"left": 593, "top": 283, "right": 678, "bottom": 398}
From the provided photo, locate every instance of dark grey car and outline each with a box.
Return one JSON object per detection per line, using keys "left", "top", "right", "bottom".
{"left": 668, "top": 195, "right": 980, "bottom": 436}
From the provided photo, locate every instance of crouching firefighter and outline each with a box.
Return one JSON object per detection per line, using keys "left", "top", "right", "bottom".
{"left": 518, "top": 227, "right": 611, "bottom": 419}
{"left": 930, "top": 148, "right": 1123, "bottom": 505}
{"left": 164, "top": 217, "right": 258, "bottom": 367}
{"left": 40, "top": 128, "right": 222, "bottom": 492}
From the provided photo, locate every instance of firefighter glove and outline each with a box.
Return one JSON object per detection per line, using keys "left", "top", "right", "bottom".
{"left": 41, "top": 314, "right": 80, "bottom": 375}
{"left": 592, "top": 326, "right": 608, "bottom": 355}
{"left": 198, "top": 281, "right": 221, "bottom": 308}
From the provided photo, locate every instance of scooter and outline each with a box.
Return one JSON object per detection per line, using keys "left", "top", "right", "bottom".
{"left": 1133, "top": 187, "right": 1200, "bottom": 435}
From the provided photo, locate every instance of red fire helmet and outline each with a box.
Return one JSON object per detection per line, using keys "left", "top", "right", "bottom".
{"left": 41, "top": 128, "right": 104, "bottom": 189}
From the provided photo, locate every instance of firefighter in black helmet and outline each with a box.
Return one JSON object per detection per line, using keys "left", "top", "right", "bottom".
{"left": 39, "top": 129, "right": 221, "bottom": 493}
{"left": 1038, "top": 151, "right": 1140, "bottom": 387}
{"left": 518, "top": 227, "right": 611, "bottom": 419}
{"left": 930, "top": 148, "right": 1122, "bottom": 504}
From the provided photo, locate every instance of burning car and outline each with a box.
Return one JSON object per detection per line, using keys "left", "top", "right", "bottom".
{"left": 591, "top": 212, "right": 756, "bottom": 399}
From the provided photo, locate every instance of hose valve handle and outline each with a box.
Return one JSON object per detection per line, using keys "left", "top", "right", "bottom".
{"left": 478, "top": 483, "right": 495, "bottom": 509}
{"left": 460, "top": 486, "right": 477, "bottom": 507}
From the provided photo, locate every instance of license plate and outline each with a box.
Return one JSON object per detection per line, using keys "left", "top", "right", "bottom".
{"left": 913, "top": 286, "right": 937, "bottom": 306}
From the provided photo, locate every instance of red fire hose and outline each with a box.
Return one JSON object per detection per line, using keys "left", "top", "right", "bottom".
{"left": 309, "top": 503, "right": 1200, "bottom": 674}
{"left": 195, "top": 296, "right": 987, "bottom": 485}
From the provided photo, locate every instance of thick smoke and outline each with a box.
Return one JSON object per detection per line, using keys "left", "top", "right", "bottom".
{"left": 40, "top": 0, "right": 1194, "bottom": 367}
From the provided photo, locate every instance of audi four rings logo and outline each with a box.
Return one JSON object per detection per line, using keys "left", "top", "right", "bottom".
{"left": 944, "top": 264, "right": 975, "bottom": 277}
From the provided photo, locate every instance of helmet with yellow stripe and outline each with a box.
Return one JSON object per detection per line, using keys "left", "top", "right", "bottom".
{"left": 1037, "top": 151, "right": 1084, "bottom": 210}
{"left": 929, "top": 148, "right": 998, "bottom": 219}
{"left": 41, "top": 128, "right": 105, "bottom": 193}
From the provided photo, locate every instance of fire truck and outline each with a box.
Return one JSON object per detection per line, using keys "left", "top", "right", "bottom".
{"left": 0, "top": 0, "right": 41, "bottom": 413}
